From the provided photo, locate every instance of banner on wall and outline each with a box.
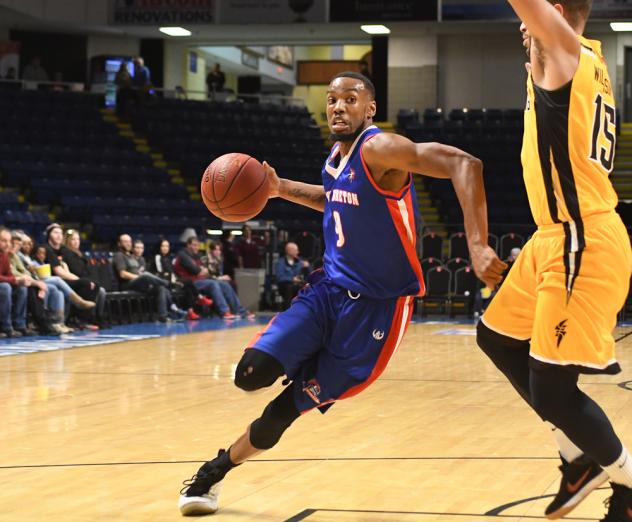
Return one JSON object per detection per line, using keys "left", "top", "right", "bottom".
{"left": 591, "top": 0, "right": 632, "bottom": 19}
{"left": 0, "top": 42, "right": 20, "bottom": 79}
{"left": 443, "top": 0, "right": 632, "bottom": 20}
{"left": 109, "top": 0, "right": 215, "bottom": 25}
{"left": 218, "top": 0, "right": 327, "bottom": 24}
{"left": 442, "top": 0, "right": 516, "bottom": 21}
{"left": 330, "top": 0, "right": 437, "bottom": 22}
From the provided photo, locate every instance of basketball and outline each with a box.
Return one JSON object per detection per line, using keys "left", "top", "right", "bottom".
{"left": 200, "top": 153, "right": 270, "bottom": 222}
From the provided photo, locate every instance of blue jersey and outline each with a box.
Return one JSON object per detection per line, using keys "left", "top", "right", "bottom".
{"left": 322, "top": 126, "right": 425, "bottom": 299}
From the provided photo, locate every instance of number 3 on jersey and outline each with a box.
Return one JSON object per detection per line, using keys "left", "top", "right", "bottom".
{"left": 333, "top": 210, "right": 345, "bottom": 247}
{"left": 590, "top": 93, "right": 616, "bottom": 172}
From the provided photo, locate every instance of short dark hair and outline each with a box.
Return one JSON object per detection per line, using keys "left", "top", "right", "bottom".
{"left": 187, "top": 236, "right": 200, "bottom": 245}
{"left": 550, "top": 0, "right": 592, "bottom": 25}
{"left": 330, "top": 71, "right": 375, "bottom": 100}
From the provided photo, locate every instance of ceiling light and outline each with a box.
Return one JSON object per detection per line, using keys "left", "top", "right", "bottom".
{"left": 611, "top": 22, "right": 632, "bottom": 31}
{"left": 159, "top": 27, "right": 191, "bottom": 36}
{"left": 361, "top": 24, "right": 391, "bottom": 35}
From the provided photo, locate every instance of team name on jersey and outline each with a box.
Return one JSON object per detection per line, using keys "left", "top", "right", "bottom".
{"left": 594, "top": 65, "right": 612, "bottom": 96}
{"left": 326, "top": 189, "right": 360, "bottom": 206}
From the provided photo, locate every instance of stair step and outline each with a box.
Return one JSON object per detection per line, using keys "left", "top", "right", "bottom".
{"left": 154, "top": 160, "right": 167, "bottom": 168}
{"left": 167, "top": 168, "right": 181, "bottom": 176}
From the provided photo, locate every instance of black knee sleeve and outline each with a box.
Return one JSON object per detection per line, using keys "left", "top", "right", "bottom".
{"left": 249, "top": 384, "right": 300, "bottom": 450}
{"left": 476, "top": 321, "right": 532, "bottom": 404}
{"left": 234, "top": 348, "right": 285, "bottom": 392}
{"left": 529, "top": 365, "right": 579, "bottom": 423}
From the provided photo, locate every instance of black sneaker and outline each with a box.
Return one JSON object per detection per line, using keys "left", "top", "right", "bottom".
{"left": 178, "top": 449, "right": 229, "bottom": 516}
{"left": 601, "top": 483, "right": 632, "bottom": 521}
{"left": 545, "top": 454, "right": 608, "bottom": 519}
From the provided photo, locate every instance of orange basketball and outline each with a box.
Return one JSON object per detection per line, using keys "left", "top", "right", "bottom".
{"left": 200, "top": 153, "right": 270, "bottom": 222}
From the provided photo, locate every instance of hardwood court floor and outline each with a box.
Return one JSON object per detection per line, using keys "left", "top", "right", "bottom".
{"left": 1, "top": 321, "right": 631, "bottom": 521}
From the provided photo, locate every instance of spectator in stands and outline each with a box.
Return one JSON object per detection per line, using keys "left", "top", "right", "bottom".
{"left": 0, "top": 227, "right": 30, "bottom": 338}
{"left": 22, "top": 237, "right": 81, "bottom": 334}
{"left": 150, "top": 239, "right": 174, "bottom": 282}
{"left": 149, "top": 238, "right": 205, "bottom": 321}
{"left": 132, "top": 240, "right": 146, "bottom": 272}
{"left": 4, "top": 67, "right": 16, "bottom": 80}
{"left": 206, "top": 63, "right": 225, "bottom": 98}
{"left": 275, "top": 241, "right": 310, "bottom": 310}
{"left": 132, "top": 56, "right": 151, "bottom": 90}
{"left": 175, "top": 237, "right": 252, "bottom": 320}
{"left": 10, "top": 232, "right": 60, "bottom": 336}
{"left": 22, "top": 56, "right": 49, "bottom": 82}
{"left": 115, "top": 61, "right": 132, "bottom": 118}
{"left": 221, "top": 230, "right": 239, "bottom": 279}
{"left": 45, "top": 224, "right": 103, "bottom": 330}
{"left": 62, "top": 229, "right": 107, "bottom": 327}
{"left": 204, "top": 241, "right": 231, "bottom": 281}
{"left": 236, "top": 225, "right": 262, "bottom": 269}
{"left": 113, "top": 234, "right": 186, "bottom": 322}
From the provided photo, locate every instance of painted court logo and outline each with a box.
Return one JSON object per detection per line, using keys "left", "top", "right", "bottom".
{"left": 302, "top": 379, "right": 322, "bottom": 404}
{"left": 555, "top": 319, "right": 568, "bottom": 347}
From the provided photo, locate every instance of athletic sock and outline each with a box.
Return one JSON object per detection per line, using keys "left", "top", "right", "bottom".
{"left": 216, "top": 447, "right": 240, "bottom": 473}
{"left": 548, "top": 422, "right": 583, "bottom": 462}
{"left": 604, "top": 447, "right": 632, "bottom": 488}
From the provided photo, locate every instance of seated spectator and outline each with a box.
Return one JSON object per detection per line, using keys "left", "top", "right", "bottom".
{"left": 112, "top": 234, "right": 186, "bottom": 322}
{"left": 16, "top": 231, "right": 80, "bottom": 333}
{"left": 62, "top": 229, "right": 108, "bottom": 327}
{"left": 275, "top": 242, "right": 311, "bottom": 310}
{"left": 10, "top": 232, "right": 59, "bottom": 336}
{"left": 0, "top": 227, "right": 31, "bottom": 338}
{"left": 204, "top": 241, "right": 231, "bottom": 281}
{"left": 149, "top": 238, "right": 207, "bottom": 321}
{"left": 132, "top": 239, "right": 146, "bottom": 272}
{"left": 45, "top": 224, "right": 103, "bottom": 330}
{"left": 236, "top": 225, "right": 262, "bottom": 269}
{"left": 174, "top": 237, "right": 252, "bottom": 320}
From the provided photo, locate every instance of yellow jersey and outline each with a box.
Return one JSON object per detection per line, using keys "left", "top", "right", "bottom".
{"left": 522, "top": 35, "right": 618, "bottom": 229}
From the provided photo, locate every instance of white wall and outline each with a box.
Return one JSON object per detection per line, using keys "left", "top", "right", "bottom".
{"left": 87, "top": 35, "right": 139, "bottom": 59}
{"left": 389, "top": 36, "right": 437, "bottom": 67}
{"left": 164, "top": 41, "right": 187, "bottom": 91}
{"left": 438, "top": 33, "right": 526, "bottom": 111}
{"left": 388, "top": 35, "right": 438, "bottom": 120}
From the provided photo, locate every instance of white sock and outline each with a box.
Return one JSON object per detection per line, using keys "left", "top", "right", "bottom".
{"left": 548, "top": 422, "right": 583, "bottom": 462}
{"left": 604, "top": 447, "right": 632, "bottom": 488}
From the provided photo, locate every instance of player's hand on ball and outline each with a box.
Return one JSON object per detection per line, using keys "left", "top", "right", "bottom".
{"left": 263, "top": 161, "right": 280, "bottom": 198}
{"left": 470, "top": 244, "right": 507, "bottom": 289}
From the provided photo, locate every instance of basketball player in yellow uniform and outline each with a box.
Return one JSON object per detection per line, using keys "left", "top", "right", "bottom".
{"left": 476, "top": 1, "right": 632, "bottom": 519}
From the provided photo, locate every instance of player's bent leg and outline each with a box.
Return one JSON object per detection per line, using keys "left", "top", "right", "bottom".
{"left": 529, "top": 365, "right": 612, "bottom": 519}
{"left": 476, "top": 321, "right": 532, "bottom": 405}
{"left": 234, "top": 348, "right": 285, "bottom": 392}
{"left": 249, "top": 382, "right": 300, "bottom": 450}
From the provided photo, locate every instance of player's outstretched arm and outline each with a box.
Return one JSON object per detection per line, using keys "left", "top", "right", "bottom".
{"left": 363, "top": 134, "right": 507, "bottom": 288}
{"left": 508, "top": 0, "right": 578, "bottom": 52}
{"left": 508, "top": 0, "right": 580, "bottom": 88}
{"left": 263, "top": 161, "right": 325, "bottom": 213}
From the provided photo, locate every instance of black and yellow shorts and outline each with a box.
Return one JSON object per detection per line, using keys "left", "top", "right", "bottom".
{"left": 482, "top": 212, "right": 631, "bottom": 374}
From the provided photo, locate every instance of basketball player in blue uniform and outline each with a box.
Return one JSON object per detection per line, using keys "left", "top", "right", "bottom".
{"left": 178, "top": 72, "right": 506, "bottom": 516}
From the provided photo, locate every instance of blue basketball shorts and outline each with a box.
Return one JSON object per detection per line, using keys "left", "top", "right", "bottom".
{"left": 248, "top": 270, "right": 413, "bottom": 414}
